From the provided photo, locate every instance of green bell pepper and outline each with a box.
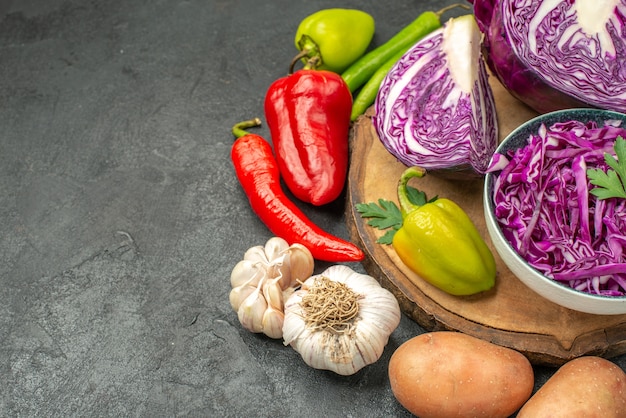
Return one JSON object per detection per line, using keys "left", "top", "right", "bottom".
{"left": 294, "top": 8, "right": 375, "bottom": 73}
{"left": 392, "top": 167, "right": 496, "bottom": 296}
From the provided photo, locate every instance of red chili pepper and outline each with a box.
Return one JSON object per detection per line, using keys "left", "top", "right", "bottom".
{"left": 264, "top": 64, "right": 352, "bottom": 206}
{"left": 231, "top": 118, "right": 365, "bottom": 263}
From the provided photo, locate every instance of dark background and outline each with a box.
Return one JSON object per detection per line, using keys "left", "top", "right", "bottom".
{"left": 1, "top": 0, "right": 624, "bottom": 416}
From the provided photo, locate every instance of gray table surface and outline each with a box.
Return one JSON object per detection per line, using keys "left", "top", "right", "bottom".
{"left": 1, "top": 0, "right": 624, "bottom": 416}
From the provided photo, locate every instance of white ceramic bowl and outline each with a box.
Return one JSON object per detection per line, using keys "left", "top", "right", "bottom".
{"left": 484, "top": 109, "right": 626, "bottom": 315}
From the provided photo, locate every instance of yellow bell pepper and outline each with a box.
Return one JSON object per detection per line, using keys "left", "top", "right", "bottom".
{"left": 393, "top": 167, "right": 496, "bottom": 296}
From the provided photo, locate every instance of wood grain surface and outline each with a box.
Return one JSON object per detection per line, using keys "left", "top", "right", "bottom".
{"left": 346, "top": 78, "right": 626, "bottom": 366}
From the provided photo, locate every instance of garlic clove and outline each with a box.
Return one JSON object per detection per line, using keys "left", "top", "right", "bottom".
{"left": 281, "top": 286, "right": 296, "bottom": 308}
{"left": 303, "top": 331, "right": 331, "bottom": 370}
{"left": 270, "top": 254, "right": 294, "bottom": 290}
{"left": 303, "top": 331, "right": 354, "bottom": 373}
{"left": 284, "top": 243, "right": 314, "bottom": 288}
{"left": 261, "top": 306, "right": 284, "bottom": 339}
{"left": 230, "top": 259, "right": 265, "bottom": 288}
{"left": 230, "top": 265, "right": 268, "bottom": 308}
{"left": 358, "top": 291, "right": 401, "bottom": 334}
{"left": 282, "top": 291, "right": 307, "bottom": 346}
{"left": 237, "top": 287, "right": 268, "bottom": 333}
{"left": 231, "top": 268, "right": 268, "bottom": 311}
{"left": 311, "top": 332, "right": 366, "bottom": 376}
{"left": 352, "top": 322, "right": 386, "bottom": 365}
{"left": 243, "top": 245, "right": 269, "bottom": 264}
{"left": 263, "top": 276, "right": 284, "bottom": 311}
{"left": 229, "top": 284, "right": 257, "bottom": 311}
{"left": 264, "top": 236, "right": 289, "bottom": 263}
{"left": 265, "top": 253, "right": 288, "bottom": 284}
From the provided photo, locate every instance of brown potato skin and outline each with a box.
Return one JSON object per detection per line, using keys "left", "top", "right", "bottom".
{"left": 388, "top": 331, "right": 534, "bottom": 418}
{"left": 517, "top": 356, "right": 626, "bottom": 418}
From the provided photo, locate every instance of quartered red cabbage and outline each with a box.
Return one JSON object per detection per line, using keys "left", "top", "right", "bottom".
{"left": 489, "top": 119, "right": 626, "bottom": 296}
{"left": 472, "top": 0, "right": 626, "bottom": 114}
{"left": 373, "top": 15, "right": 497, "bottom": 179}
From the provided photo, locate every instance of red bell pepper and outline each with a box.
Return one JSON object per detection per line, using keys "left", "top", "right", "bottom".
{"left": 264, "top": 66, "right": 352, "bottom": 206}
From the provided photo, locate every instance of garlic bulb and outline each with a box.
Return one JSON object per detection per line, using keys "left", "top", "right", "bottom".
{"left": 229, "top": 236, "right": 314, "bottom": 339}
{"left": 282, "top": 265, "right": 401, "bottom": 375}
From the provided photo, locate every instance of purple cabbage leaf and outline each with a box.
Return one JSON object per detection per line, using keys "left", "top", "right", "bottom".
{"left": 373, "top": 14, "right": 498, "bottom": 179}
{"left": 473, "top": 0, "right": 626, "bottom": 114}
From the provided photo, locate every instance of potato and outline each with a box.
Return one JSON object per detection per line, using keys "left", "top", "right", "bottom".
{"left": 388, "top": 331, "right": 534, "bottom": 418}
{"left": 517, "top": 356, "right": 626, "bottom": 418}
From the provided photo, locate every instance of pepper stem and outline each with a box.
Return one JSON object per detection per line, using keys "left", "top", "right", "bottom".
{"left": 397, "top": 166, "right": 427, "bottom": 217}
{"left": 232, "top": 118, "right": 262, "bottom": 139}
{"left": 289, "top": 49, "right": 310, "bottom": 74}
{"left": 290, "top": 34, "right": 323, "bottom": 73}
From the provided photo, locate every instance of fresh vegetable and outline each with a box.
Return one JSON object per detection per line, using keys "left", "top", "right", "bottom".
{"left": 229, "top": 237, "right": 314, "bottom": 339}
{"left": 356, "top": 197, "right": 407, "bottom": 245}
{"left": 373, "top": 14, "right": 498, "bottom": 178}
{"left": 350, "top": 48, "right": 405, "bottom": 121}
{"left": 341, "top": 7, "right": 446, "bottom": 93}
{"left": 231, "top": 119, "right": 364, "bottom": 262}
{"left": 282, "top": 265, "right": 401, "bottom": 376}
{"left": 346, "top": 4, "right": 470, "bottom": 120}
{"left": 472, "top": 0, "right": 626, "bottom": 114}
{"left": 357, "top": 166, "right": 496, "bottom": 296}
{"left": 264, "top": 64, "right": 352, "bottom": 206}
{"left": 517, "top": 356, "right": 626, "bottom": 418}
{"left": 588, "top": 136, "right": 626, "bottom": 200}
{"left": 489, "top": 119, "right": 626, "bottom": 295}
{"left": 388, "top": 332, "right": 534, "bottom": 418}
{"left": 294, "top": 8, "right": 375, "bottom": 73}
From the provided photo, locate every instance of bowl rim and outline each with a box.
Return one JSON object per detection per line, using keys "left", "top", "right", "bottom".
{"left": 483, "top": 108, "right": 626, "bottom": 313}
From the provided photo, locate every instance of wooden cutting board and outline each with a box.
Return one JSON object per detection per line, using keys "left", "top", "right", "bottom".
{"left": 345, "top": 78, "right": 626, "bottom": 366}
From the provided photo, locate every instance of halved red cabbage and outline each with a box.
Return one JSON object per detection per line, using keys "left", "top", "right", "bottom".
{"left": 473, "top": 0, "right": 626, "bottom": 114}
{"left": 373, "top": 15, "right": 497, "bottom": 178}
{"left": 489, "top": 119, "right": 626, "bottom": 296}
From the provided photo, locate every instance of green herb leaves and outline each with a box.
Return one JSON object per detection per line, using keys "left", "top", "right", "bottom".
{"left": 587, "top": 136, "right": 626, "bottom": 200}
{"left": 355, "top": 199, "right": 403, "bottom": 244}
{"left": 355, "top": 186, "right": 434, "bottom": 244}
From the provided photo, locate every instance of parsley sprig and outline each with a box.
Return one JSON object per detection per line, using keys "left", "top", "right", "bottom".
{"left": 587, "top": 136, "right": 626, "bottom": 200}
{"left": 355, "top": 186, "right": 436, "bottom": 244}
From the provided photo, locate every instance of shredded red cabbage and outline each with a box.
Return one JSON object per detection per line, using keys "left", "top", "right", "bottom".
{"left": 488, "top": 119, "right": 626, "bottom": 296}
